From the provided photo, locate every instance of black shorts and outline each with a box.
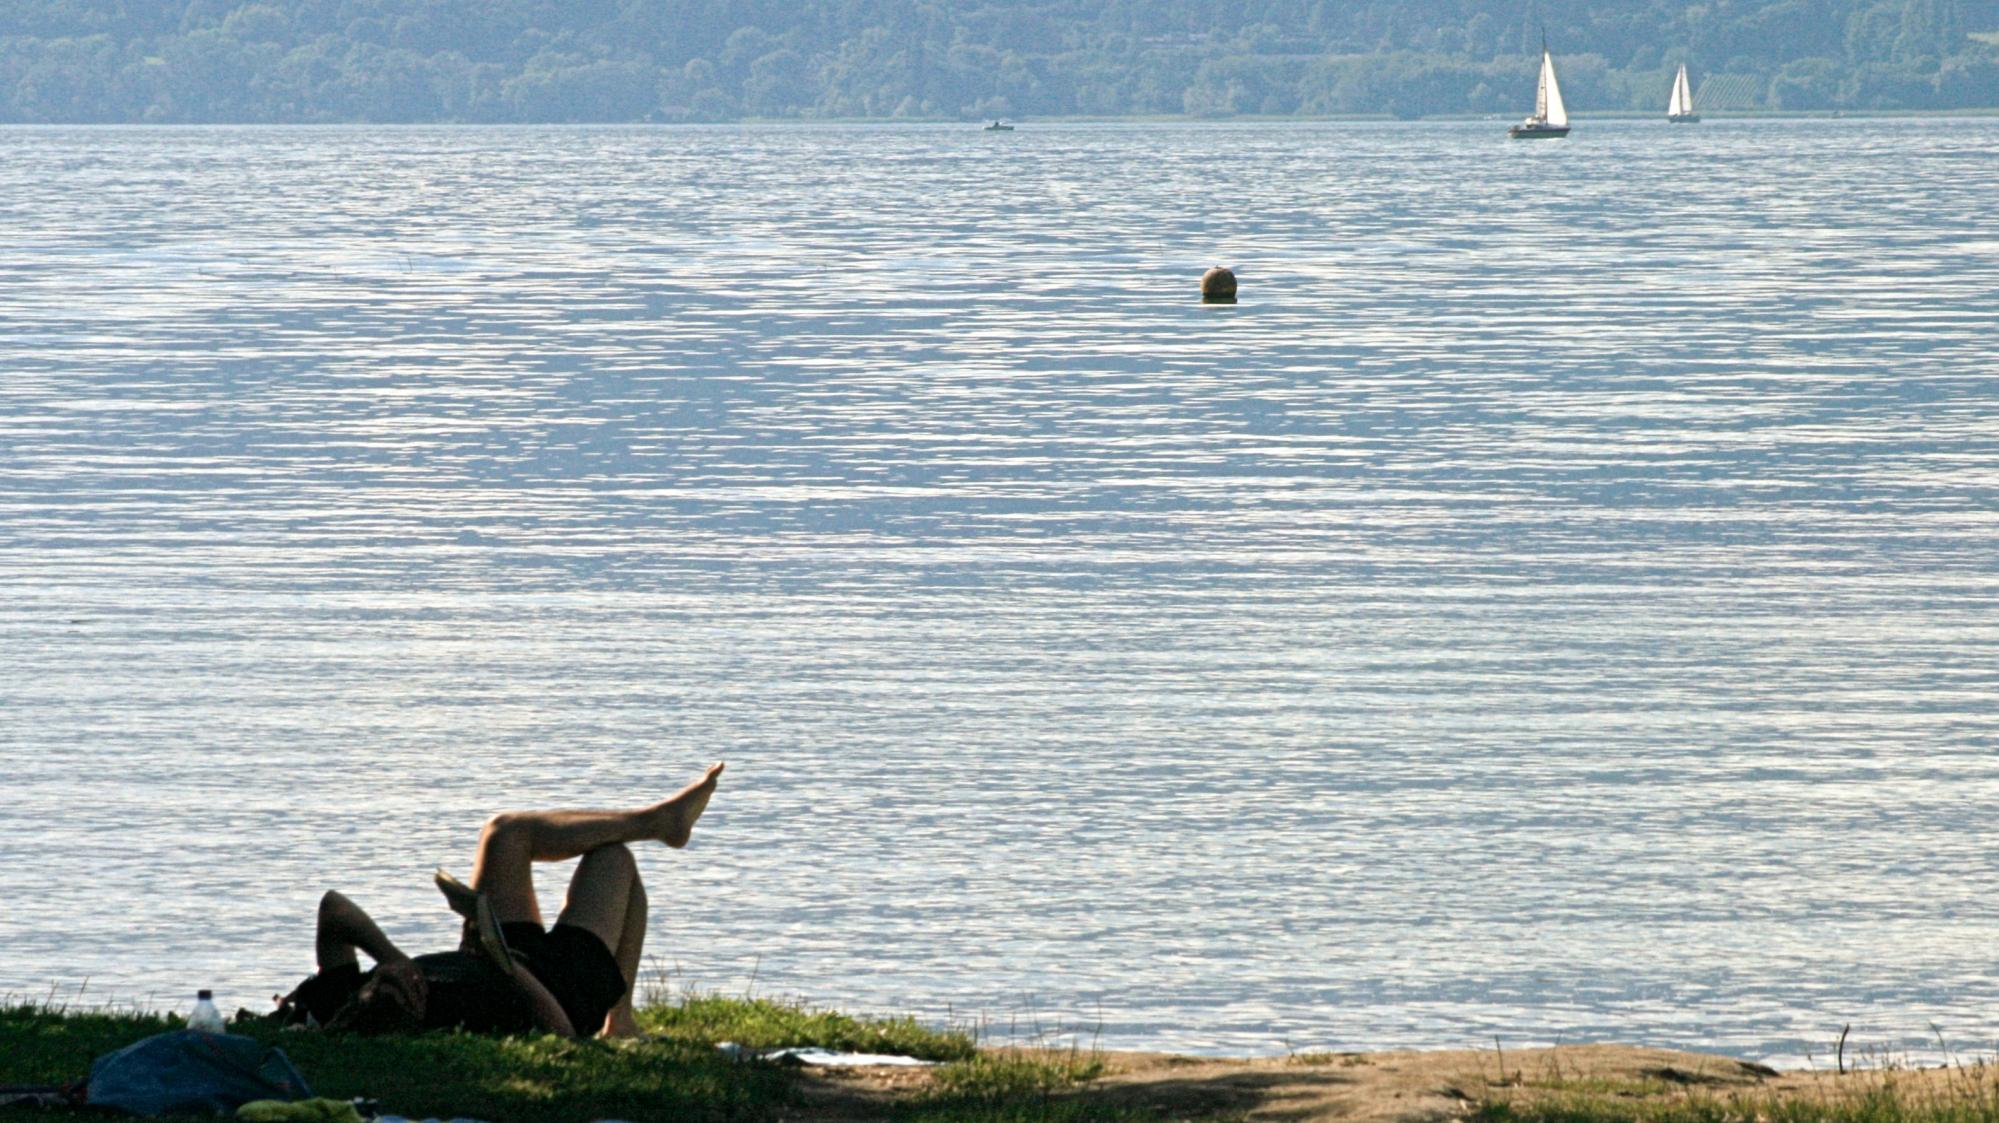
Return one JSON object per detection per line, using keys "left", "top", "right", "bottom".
{"left": 500, "top": 921, "right": 627, "bottom": 1035}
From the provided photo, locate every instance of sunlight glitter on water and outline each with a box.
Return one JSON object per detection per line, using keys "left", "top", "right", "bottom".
{"left": 2, "top": 119, "right": 1998, "bottom": 1063}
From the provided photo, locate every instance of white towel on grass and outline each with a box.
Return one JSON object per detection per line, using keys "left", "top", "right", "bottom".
{"left": 715, "top": 1042, "right": 936, "bottom": 1067}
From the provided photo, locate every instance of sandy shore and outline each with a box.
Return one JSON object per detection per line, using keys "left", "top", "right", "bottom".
{"left": 794, "top": 1042, "right": 1967, "bottom": 1122}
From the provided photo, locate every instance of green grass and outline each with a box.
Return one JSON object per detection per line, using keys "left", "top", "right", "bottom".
{"left": 643, "top": 994, "right": 977, "bottom": 1061}
{"left": 0, "top": 1002, "right": 790, "bottom": 1123}
{"left": 929, "top": 1049, "right": 1107, "bottom": 1100}
{"left": 909, "top": 1048, "right": 1145, "bottom": 1123}
{"left": 0, "top": 998, "right": 1133, "bottom": 1123}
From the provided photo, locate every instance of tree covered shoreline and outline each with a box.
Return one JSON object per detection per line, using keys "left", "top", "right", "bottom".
{"left": 3, "top": 0, "right": 1996, "bottom": 124}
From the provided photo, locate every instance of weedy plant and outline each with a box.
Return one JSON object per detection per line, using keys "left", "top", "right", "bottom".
{"left": 1474, "top": 1038, "right": 1999, "bottom": 1123}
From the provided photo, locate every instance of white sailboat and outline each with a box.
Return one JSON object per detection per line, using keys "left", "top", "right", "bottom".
{"left": 1509, "top": 43, "right": 1571, "bottom": 138}
{"left": 1667, "top": 63, "right": 1700, "bottom": 123}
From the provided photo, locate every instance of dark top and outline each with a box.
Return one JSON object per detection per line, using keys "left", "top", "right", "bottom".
{"left": 408, "top": 951, "right": 536, "bottom": 1034}
{"left": 279, "top": 953, "right": 534, "bottom": 1034}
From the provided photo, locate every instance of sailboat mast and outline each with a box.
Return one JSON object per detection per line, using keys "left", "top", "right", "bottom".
{"left": 1535, "top": 51, "right": 1550, "bottom": 121}
{"left": 1540, "top": 49, "right": 1567, "bottom": 127}
{"left": 1535, "top": 26, "right": 1549, "bottom": 122}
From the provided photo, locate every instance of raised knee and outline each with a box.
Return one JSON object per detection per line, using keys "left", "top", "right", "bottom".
{"left": 480, "top": 811, "right": 528, "bottom": 842}
{"left": 593, "top": 842, "right": 637, "bottom": 876}
{"left": 318, "top": 890, "right": 348, "bottom": 918}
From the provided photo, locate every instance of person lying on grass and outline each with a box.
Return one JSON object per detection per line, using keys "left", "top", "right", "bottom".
{"left": 277, "top": 763, "right": 723, "bottom": 1039}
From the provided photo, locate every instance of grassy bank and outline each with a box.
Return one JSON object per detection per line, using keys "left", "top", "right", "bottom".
{"left": 13, "top": 1005, "right": 1999, "bottom": 1123}
{"left": 0, "top": 998, "right": 1122, "bottom": 1123}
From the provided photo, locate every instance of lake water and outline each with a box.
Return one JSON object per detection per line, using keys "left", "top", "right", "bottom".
{"left": 3, "top": 119, "right": 1998, "bottom": 1066}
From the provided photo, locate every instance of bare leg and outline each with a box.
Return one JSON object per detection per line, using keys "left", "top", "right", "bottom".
{"left": 551, "top": 844, "right": 647, "bottom": 1038}
{"left": 469, "top": 763, "right": 722, "bottom": 926}
{"left": 315, "top": 890, "right": 411, "bottom": 970}
{"left": 602, "top": 877, "right": 648, "bottom": 1037}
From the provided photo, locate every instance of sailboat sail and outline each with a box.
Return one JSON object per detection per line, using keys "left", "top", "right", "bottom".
{"left": 1669, "top": 64, "right": 1693, "bottom": 117}
{"left": 1538, "top": 50, "right": 1569, "bottom": 127}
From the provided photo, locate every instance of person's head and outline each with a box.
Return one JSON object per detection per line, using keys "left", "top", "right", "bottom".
{"left": 328, "top": 961, "right": 427, "bottom": 1034}
{"left": 273, "top": 963, "right": 366, "bottom": 1027}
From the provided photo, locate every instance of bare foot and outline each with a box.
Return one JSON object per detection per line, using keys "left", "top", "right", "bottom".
{"left": 434, "top": 868, "right": 477, "bottom": 920}
{"left": 653, "top": 762, "right": 724, "bottom": 849}
{"left": 602, "top": 1005, "right": 643, "bottom": 1039}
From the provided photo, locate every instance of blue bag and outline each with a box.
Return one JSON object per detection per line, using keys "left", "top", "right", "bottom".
{"left": 87, "top": 1030, "right": 312, "bottom": 1117}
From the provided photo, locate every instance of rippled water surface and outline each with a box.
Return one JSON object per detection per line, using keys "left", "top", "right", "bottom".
{"left": 4, "top": 120, "right": 1999, "bottom": 1064}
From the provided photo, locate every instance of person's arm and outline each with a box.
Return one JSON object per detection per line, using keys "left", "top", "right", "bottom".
{"left": 469, "top": 893, "right": 576, "bottom": 1037}
{"left": 316, "top": 891, "right": 410, "bottom": 970}
{"left": 502, "top": 962, "right": 576, "bottom": 1038}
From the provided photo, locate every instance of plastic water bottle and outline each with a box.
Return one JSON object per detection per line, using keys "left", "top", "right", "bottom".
{"left": 188, "top": 990, "right": 225, "bottom": 1033}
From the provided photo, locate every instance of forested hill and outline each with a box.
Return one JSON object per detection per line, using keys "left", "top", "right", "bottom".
{"left": 4, "top": 0, "right": 1998, "bottom": 123}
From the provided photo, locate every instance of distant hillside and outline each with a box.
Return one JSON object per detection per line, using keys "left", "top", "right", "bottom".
{"left": 2, "top": 0, "right": 1996, "bottom": 122}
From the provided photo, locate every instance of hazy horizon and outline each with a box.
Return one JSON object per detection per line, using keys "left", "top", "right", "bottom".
{"left": 3, "top": 0, "right": 1996, "bottom": 123}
